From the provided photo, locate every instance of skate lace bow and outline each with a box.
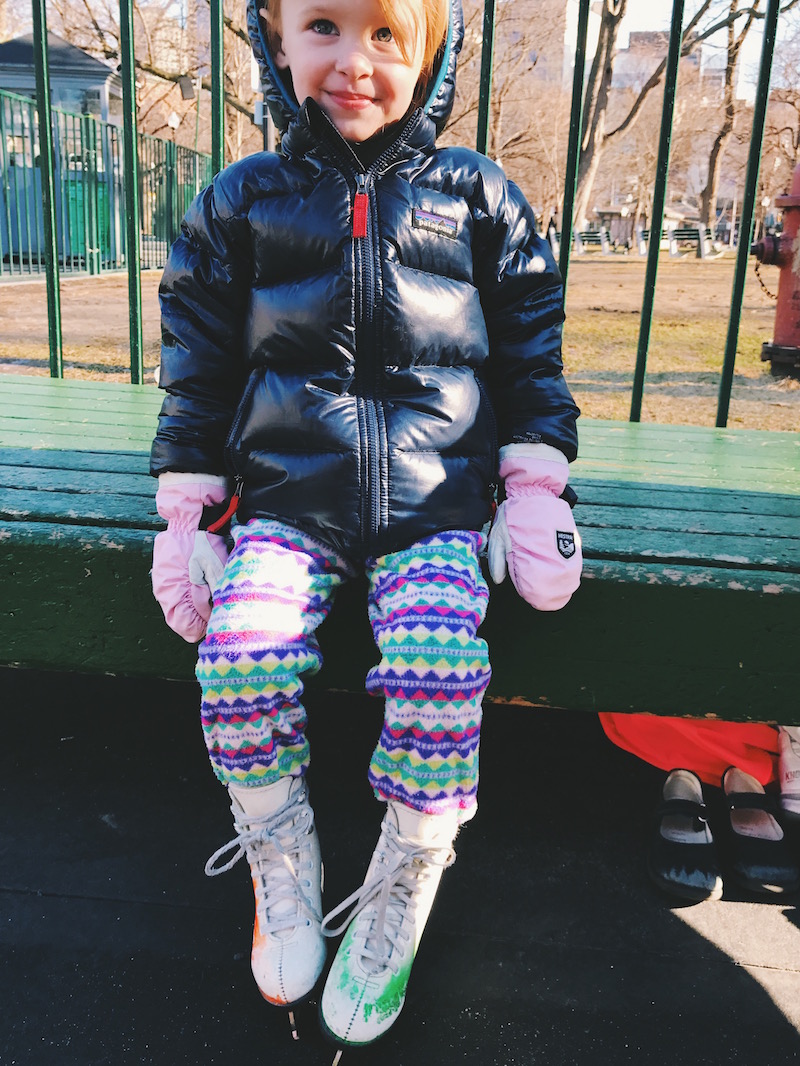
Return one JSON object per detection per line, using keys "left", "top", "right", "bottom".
{"left": 320, "top": 819, "right": 455, "bottom": 974}
{"left": 204, "top": 795, "right": 319, "bottom": 933}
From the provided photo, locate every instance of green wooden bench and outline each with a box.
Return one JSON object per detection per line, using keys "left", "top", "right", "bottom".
{"left": 1, "top": 373, "right": 798, "bottom": 722}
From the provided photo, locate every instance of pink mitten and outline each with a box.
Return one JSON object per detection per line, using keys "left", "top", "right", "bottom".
{"left": 152, "top": 473, "right": 232, "bottom": 643}
{"left": 487, "top": 444, "right": 582, "bottom": 611}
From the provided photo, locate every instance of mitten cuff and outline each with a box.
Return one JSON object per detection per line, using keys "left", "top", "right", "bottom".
{"left": 500, "top": 454, "right": 569, "bottom": 499}
{"left": 498, "top": 443, "right": 568, "bottom": 466}
{"left": 158, "top": 472, "right": 230, "bottom": 488}
{"left": 155, "top": 473, "right": 231, "bottom": 527}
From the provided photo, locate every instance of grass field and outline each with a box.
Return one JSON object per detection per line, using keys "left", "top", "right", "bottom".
{"left": 1, "top": 251, "right": 798, "bottom": 431}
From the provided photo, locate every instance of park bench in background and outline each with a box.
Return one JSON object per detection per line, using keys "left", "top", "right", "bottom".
{"left": 547, "top": 226, "right": 717, "bottom": 259}
{"left": 639, "top": 225, "right": 716, "bottom": 258}
{"left": 549, "top": 228, "right": 614, "bottom": 257}
{"left": 1, "top": 373, "right": 797, "bottom": 723}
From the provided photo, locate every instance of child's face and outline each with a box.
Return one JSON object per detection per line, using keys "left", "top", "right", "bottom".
{"left": 267, "top": 0, "right": 425, "bottom": 143}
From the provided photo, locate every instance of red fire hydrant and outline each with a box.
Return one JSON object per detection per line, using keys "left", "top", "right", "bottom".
{"left": 750, "top": 160, "right": 800, "bottom": 376}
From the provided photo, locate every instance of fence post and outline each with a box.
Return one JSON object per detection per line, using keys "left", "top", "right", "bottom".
{"left": 210, "top": 0, "right": 225, "bottom": 174}
{"left": 476, "top": 0, "right": 497, "bottom": 156}
{"left": 31, "top": 0, "right": 63, "bottom": 376}
{"left": 119, "top": 0, "right": 144, "bottom": 383}
{"left": 166, "top": 139, "right": 178, "bottom": 248}
{"left": 716, "top": 0, "right": 780, "bottom": 427}
{"left": 82, "top": 114, "right": 101, "bottom": 275}
{"left": 630, "top": 0, "right": 685, "bottom": 423}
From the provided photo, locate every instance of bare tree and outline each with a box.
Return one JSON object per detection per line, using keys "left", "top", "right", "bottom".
{"left": 573, "top": 0, "right": 798, "bottom": 226}
{"left": 574, "top": 0, "right": 629, "bottom": 227}
{"left": 698, "top": 0, "right": 759, "bottom": 227}
{"left": 45, "top": 0, "right": 262, "bottom": 159}
{"left": 761, "top": 8, "right": 800, "bottom": 200}
{"left": 443, "top": 0, "right": 571, "bottom": 218}
{"left": 0, "top": 0, "right": 30, "bottom": 40}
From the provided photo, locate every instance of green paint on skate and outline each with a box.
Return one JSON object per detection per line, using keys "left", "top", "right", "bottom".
{"left": 333, "top": 926, "right": 415, "bottom": 1024}
{"left": 361, "top": 959, "right": 413, "bottom": 1023}
{"left": 335, "top": 929, "right": 363, "bottom": 999}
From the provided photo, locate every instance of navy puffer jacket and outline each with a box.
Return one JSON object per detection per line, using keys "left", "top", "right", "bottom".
{"left": 150, "top": 0, "right": 579, "bottom": 561}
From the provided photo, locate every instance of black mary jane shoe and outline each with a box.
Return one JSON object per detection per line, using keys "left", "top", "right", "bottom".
{"left": 647, "top": 769, "right": 723, "bottom": 903}
{"left": 721, "top": 766, "right": 800, "bottom": 897}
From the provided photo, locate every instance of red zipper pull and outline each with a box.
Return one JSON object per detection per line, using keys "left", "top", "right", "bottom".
{"left": 353, "top": 175, "right": 368, "bottom": 238}
{"left": 206, "top": 478, "right": 243, "bottom": 535}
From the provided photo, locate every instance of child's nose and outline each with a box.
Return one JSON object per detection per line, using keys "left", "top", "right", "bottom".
{"left": 335, "top": 46, "right": 373, "bottom": 79}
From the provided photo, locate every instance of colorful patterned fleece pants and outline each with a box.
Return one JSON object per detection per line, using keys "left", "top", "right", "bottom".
{"left": 196, "top": 520, "right": 491, "bottom": 818}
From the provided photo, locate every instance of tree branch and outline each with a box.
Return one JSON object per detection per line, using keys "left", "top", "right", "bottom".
{"left": 135, "top": 59, "right": 255, "bottom": 120}
{"left": 605, "top": 0, "right": 714, "bottom": 141}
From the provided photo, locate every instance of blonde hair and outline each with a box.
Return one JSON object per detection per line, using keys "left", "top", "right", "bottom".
{"left": 262, "top": 0, "right": 449, "bottom": 87}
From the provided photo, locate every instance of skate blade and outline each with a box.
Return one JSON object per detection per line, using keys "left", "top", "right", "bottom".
{"left": 288, "top": 1010, "right": 299, "bottom": 1041}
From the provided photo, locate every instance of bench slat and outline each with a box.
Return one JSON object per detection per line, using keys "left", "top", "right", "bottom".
{"left": 3, "top": 487, "right": 797, "bottom": 577}
{"left": 579, "top": 503, "right": 799, "bottom": 541}
{"left": 0, "top": 465, "right": 156, "bottom": 497}
{"left": 573, "top": 480, "right": 799, "bottom": 517}
{"left": 0, "top": 447, "right": 151, "bottom": 473}
{"left": 0, "top": 489, "right": 159, "bottom": 529}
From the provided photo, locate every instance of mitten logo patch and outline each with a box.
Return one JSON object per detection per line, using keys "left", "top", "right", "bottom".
{"left": 557, "top": 531, "right": 576, "bottom": 559}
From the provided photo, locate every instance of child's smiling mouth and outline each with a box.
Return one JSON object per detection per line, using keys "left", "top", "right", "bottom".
{"left": 325, "top": 90, "right": 375, "bottom": 109}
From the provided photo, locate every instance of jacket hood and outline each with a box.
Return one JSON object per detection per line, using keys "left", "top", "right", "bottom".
{"left": 247, "top": 0, "right": 463, "bottom": 139}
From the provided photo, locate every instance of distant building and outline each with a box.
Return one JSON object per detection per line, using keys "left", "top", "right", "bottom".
{"left": 611, "top": 29, "right": 729, "bottom": 101}
{"left": 0, "top": 32, "right": 122, "bottom": 124}
{"left": 613, "top": 30, "right": 704, "bottom": 92}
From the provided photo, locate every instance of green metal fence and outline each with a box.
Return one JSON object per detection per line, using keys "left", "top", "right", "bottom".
{"left": 10, "top": 0, "right": 785, "bottom": 424}
{"left": 0, "top": 89, "right": 212, "bottom": 277}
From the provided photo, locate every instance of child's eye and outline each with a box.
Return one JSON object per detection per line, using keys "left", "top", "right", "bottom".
{"left": 309, "top": 18, "right": 337, "bottom": 35}
{"left": 375, "top": 26, "right": 393, "bottom": 43}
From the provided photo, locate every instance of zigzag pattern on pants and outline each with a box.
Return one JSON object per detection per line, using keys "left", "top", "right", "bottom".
{"left": 196, "top": 521, "right": 489, "bottom": 817}
{"left": 197, "top": 521, "right": 352, "bottom": 787}
{"left": 366, "top": 531, "right": 490, "bottom": 819}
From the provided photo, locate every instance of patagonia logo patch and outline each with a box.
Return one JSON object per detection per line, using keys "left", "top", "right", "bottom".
{"left": 557, "top": 531, "right": 576, "bottom": 559}
{"left": 412, "top": 208, "right": 458, "bottom": 239}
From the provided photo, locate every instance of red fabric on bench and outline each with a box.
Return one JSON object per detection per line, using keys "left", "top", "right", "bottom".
{"left": 599, "top": 713, "right": 780, "bottom": 789}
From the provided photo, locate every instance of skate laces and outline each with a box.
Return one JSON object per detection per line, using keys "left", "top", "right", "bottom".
{"left": 205, "top": 792, "right": 320, "bottom": 934}
{"left": 320, "top": 818, "right": 455, "bottom": 975}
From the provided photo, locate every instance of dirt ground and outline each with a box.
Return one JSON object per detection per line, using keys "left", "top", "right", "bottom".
{"left": 1, "top": 252, "right": 798, "bottom": 431}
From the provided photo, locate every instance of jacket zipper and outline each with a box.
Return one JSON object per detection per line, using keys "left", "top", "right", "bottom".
{"left": 303, "top": 106, "right": 422, "bottom": 551}
{"left": 224, "top": 371, "right": 260, "bottom": 485}
{"left": 350, "top": 137, "right": 409, "bottom": 549}
{"left": 476, "top": 377, "right": 499, "bottom": 481}
{"left": 352, "top": 170, "right": 380, "bottom": 544}
{"left": 476, "top": 376, "right": 500, "bottom": 513}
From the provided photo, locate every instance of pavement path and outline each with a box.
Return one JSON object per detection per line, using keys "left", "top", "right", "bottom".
{"left": 2, "top": 668, "right": 799, "bottom": 1065}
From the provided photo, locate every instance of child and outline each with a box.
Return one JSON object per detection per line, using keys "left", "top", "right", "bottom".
{"left": 150, "top": 0, "right": 581, "bottom": 1052}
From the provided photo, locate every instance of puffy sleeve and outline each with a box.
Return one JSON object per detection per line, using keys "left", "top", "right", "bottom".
{"left": 150, "top": 172, "right": 251, "bottom": 476}
{"left": 475, "top": 174, "right": 579, "bottom": 462}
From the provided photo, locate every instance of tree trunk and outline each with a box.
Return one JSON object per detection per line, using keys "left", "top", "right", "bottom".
{"left": 574, "top": 0, "right": 628, "bottom": 227}
{"left": 698, "top": 0, "right": 752, "bottom": 228}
